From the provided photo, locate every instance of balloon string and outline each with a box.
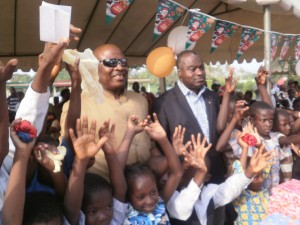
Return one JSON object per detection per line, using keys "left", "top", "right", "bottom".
{"left": 181, "top": 10, "right": 189, "bottom": 26}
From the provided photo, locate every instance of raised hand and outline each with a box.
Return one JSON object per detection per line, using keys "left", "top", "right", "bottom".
{"left": 248, "top": 145, "right": 274, "bottom": 174}
{"left": 69, "top": 116, "right": 107, "bottom": 160}
{"left": 255, "top": 66, "right": 269, "bottom": 85}
{"left": 10, "top": 119, "right": 36, "bottom": 159}
{"left": 172, "top": 125, "right": 191, "bottom": 156}
{"left": 0, "top": 59, "right": 18, "bottom": 83}
{"left": 127, "top": 115, "right": 148, "bottom": 135}
{"left": 144, "top": 113, "right": 166, "bottom": 141}
{"left": 244, "top": 121, "right": 262, "bottom": 147}
{"left": 183, "top": 133, "right": 212, "bottom": 172}
{"left": 98, "top": 120, "right": 117, "bottom": 155}
{"left": 234, "top": 100, "right": 249, "bottom": 121}
{"left": 224, "top": 67, "right": 237, "bottom": 93}
{"left": 33, "top": 143, "right": 56, "bottom": 172}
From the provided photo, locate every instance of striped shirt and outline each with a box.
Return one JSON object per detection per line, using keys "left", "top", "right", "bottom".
{"left": 177, "top": 80, "right": 210, "bottom": 143}
{"left": 7, "top": 95, "right": 20, "bottom": 112}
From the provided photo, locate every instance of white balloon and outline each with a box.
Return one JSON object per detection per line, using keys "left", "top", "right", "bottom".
{"left": 167, "top": 26, "right": 196, "bottom": 55}
{"left": 296, "top": 60, "right": 300, "bottom": 77}
{"left": 279, "top": 0, "right": 292, "bottom": 11}
{"left": 256, "top": 0, "right": 280, "bottom": 5}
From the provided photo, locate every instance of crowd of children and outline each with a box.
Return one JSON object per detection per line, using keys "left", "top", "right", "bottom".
{"left": 1, "top": 36, "right": 300, "bottom": 225}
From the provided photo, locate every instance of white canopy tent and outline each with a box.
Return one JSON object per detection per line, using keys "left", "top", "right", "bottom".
{"left": 0, "top": 0, "right": 299, "bottom": 71}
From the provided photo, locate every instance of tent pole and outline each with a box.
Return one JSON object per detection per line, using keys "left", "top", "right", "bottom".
{"left": 264, "top": 5, "right": 272, "bottom": 96}
{"left": 159, "top": 77, "right": 166, "bottom": 94}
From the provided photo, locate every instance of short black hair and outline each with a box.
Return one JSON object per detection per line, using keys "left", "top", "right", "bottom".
{"left": 82, "top": 173, "right": 112, "bottom": 210}
{"left": 124, "top": 163, "right": 156, "bottom": 200}
{"left": 176, "top": 50, "right": 199, "bottom": 68}
{"left": 293, "top": 97, "right": 300, "bottom": 109}
{"left": 273, "top": 108, "right": 290, "bottom": 131}
{"left": 249, "top": 101, "right": 274, "bottom": 118}
{"left": 23, "top": 192, "right": 63, "bottom": 225}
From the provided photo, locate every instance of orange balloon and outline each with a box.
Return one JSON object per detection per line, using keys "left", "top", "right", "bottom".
{"left": 146, "top": 47, "right": 175, "bottom": 78}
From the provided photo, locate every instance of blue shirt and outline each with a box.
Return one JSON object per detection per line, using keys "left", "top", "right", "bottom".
{"left": 177, "top": 80, "right": 210, "bottom": 143}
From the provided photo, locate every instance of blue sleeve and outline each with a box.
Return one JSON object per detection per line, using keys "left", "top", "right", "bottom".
{"left": 61, "top": 138, "right": 75, "bottom": 178}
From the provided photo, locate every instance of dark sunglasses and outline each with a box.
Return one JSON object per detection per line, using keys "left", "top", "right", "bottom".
{"left": 99, "top": 58, "right": 128, "bottom": 67}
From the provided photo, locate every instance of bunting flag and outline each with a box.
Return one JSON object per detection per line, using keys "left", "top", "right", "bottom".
{"left": 295, "top": 35, "right": 300, "bottom": 61}
{"left": 279, "top": 35, "right": 295, "bottom": 61}
{"left": 271, "top": 33, "right": 283, "bottom": 61}
{"left": 210, "top": 20, "right": 240, "bottom": 53}
{"left": 105, "top": 0, "right": 134, "bottom": 24}
{"left": 186, "top": 12, "right": 215, "bottom": 49}
{"left": 153, "top": 0, "right": 185, "bottom": 40}
{"left": 236, "top": 27, "right": 263, "bottom": 60}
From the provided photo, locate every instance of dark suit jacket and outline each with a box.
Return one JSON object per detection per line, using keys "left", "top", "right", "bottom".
{"left": 152, "top": 84, "right": 226, "bottom": 184}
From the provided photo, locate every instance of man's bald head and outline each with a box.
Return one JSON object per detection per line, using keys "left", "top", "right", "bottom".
{"left": 93, "top": 44, "right": 124, "bottom": 60}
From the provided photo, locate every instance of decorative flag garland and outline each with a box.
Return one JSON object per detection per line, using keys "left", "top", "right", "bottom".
{"left": 279, "top": 35, "right": 295, "bottom": 61}
{"left": 105, "top": 0, "right": 300, "bottom": 61}
{"left": 271, "top": 33, "right": 283, "bottom": 61}
{"left": 105, "top": 0, "right": 134, "bottom": 24}
{"left": 186, "top": 12, "right": 215, "bottom": 49}
{"left": 236, "top": 28, "right": 263, "bottom": 60}
{"left": 295, "top": 35, "right": 300, "bottom": 61}
{"left": 210, "top": 20, "right": 240, "bottom": 53}
{"left": 153, "top": 0, "right": 185, "bottom": 40}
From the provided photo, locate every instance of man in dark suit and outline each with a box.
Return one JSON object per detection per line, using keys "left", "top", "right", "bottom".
{"left": 152, "top": 50, "right": 229, "bottom": 225}
{"left": 153, "top": 50, "right": 225, "bottom": 184}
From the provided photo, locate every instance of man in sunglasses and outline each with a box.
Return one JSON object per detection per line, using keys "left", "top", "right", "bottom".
{"left": 60, "top": 43, "right": 151, "bottom": 180}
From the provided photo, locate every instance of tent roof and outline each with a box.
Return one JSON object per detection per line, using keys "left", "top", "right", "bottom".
{"left": 0, "top": 0, "right": 299, "bottom": 70}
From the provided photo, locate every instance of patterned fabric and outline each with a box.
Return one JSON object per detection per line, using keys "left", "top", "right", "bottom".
{"left": 124, "top": 197, "right": 170, "bottom": 225}
{"left": 259, "top": 213, "right": 300, "bottom": 225}
{"left": 268, "top": 179, "right": 300, "bottom": 220}
{"left": 177, "top": 80, "right": 210, "bottom": 143}
{"left": 233, "top": 161, "right": 270, "bottom": 225}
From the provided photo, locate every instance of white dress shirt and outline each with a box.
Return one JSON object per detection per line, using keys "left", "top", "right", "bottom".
{"left": 167, "top": 172, "right": 252, "bottom": 225}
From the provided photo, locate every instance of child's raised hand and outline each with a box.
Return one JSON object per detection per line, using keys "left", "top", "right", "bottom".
{"left": 144, "top": 113, "right": 166, "bottom": 141}
{"left": 98, "top": 120, "right": 117, "bottom": 155}
{"left": 183, "top": 133, "right": 212, "bottom": 172}
{"left": 0, "top": 59, "right": 18, "bottom": 82}
{"left": 291, "top": 143, "right": 300, "bottom": 157}
{"left": 255, "top": 66, "right": 269, "bottom": 85}
{"left": 248, "top": 145, "right": 274, "bottom": 174}
{"left": 245, "top": 121, "right": 262, "bottom": 147}
{"left": 33, "top": 143, "right": 56, "bottom": 172}
{"left": 224, "top": 67, "right": 237, "bottom": 93}
{"left": 127, "top": 115, "right": 147, "bottom": 135}
{"left": 234, "top": 100, "right": 249, "bottom": 121}
{"left": 69, "top": 116, "right": 107, "bottom": 160}
{"left": 172, "top": 125, "right": 191, "bottom": 156}
{"left": 10, "top": 119, "right": 36, "bottom": 159}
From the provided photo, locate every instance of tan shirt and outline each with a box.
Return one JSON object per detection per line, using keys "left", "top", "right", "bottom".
{"left": 60, "top": 90, "right": 151, "bottom": 179}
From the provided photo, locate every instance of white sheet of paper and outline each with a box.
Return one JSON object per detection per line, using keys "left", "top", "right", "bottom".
{"left": 39, "top": 1, "right": 71, "bottom": 43}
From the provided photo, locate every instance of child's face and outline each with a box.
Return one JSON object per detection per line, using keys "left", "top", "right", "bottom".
{"left": 129, "top": 173, "right": 159, "bottom": 213}
{"left": 275, "top": 115, "right": 291, "bottom": 136}
{"left": 252, "top": 109, "right": 274, "bottom": 138}
{"left": 84, "top": 189, "right": 113, "bottom": 225}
